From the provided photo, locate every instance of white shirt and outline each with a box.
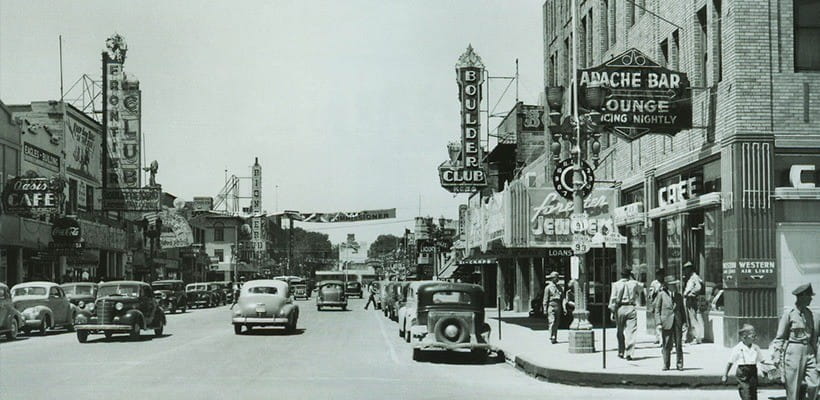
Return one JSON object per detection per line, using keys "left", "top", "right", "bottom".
{"left": 728, "top": 342, "right": 763, "bottom": 366}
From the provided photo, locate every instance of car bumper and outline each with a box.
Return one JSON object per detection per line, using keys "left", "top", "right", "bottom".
{"left": 232, "top": 317, "right": 289, "bottom": 325}
{"left": 22, "top": 319, "right": 42, "bottom": 328}
{"left": 75, "top": 324, "right": 132, "bottom": 332}
{"left": 317, "top": 301, "right": 347, "bottom": 306}
{"left": 413, "top": 341, "right": 494, "bottom": 351}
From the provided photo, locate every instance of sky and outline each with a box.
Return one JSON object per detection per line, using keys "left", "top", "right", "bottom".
{"left": 0, "top": 0, "right": 544, "bottom": 246}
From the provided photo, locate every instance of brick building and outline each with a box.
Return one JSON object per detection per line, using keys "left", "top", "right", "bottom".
{"left": 543, "top": 0, "right": 820, "bottom": 347}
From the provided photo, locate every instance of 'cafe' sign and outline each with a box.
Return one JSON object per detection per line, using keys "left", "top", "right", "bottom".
{"left": 658, "top": 177, "right": 698, "bottom": 207}
{"left": 2, "top": 177, "right": 61, "bottom": 215}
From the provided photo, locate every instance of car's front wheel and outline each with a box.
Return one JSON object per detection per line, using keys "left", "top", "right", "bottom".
{"left": 66, "top": 315, "right": 75, "bottom": 332}
{"left": 76, "top": 330, "right": 88, "bottom": 343}
{"left": 104, "top": 331, "right": 113, "bottom": 339}
{"left": 234, "top": 324, "right": 242, "bottom": 335}
{"left": 154, "top": 324, "right": 164, "bottom": 337}
{"left": 129, "top": 323, "right": 140, "bottom": 340}
{"left": 6, "top": 318, "right": 18, "bottom": 340}
{"left": 39, "top": 315, "right": 50, "bottom": 335}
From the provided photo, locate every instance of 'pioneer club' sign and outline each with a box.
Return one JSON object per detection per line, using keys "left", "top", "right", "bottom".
{"left": 577, "top": 48, "right": 692, "bottom": 141}
{"left": 440, "top": 45, "right": 488, "bottom": 193}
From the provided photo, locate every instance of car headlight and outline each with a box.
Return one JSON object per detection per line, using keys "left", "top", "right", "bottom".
{"left": 115, "top": 302, "right": 124, "bottom": 311}
{"left": 78, "top": 301, "right": 85, "bottom": 308}
{"left": 161, "top": 293, "right": 168, "bottom": 299}
{"left": 88, "top": 303, "right": 95, "bottom": 311}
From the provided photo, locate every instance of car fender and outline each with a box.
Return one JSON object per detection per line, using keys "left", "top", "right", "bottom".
{"left": 23, "top": 305, "right": 52, "bottom": 324}
{"left": 281, "top": 303, "right": 299, "bottom": 319}
{"left": 121, "top": 309, "right": 145, "bottom": 328}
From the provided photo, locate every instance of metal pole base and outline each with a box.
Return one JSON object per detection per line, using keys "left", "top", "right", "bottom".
{"left": 568, "top": 329, "right": 595, "bottom": 353}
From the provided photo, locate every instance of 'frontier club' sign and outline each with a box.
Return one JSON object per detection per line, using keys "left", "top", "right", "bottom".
{"left": 577, "top": 48, "right": 692, "bottom": 141}
{"left": 439, "top": 45, "right": 487, "bottom": 193}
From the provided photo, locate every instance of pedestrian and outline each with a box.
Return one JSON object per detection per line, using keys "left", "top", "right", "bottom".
{"left": 542, "top": 271, "right": 563, "bottom": 344}
{"left": 609, "top": 268, "right": 640, "bottom": 360}
{"left": 364, "top": 282, "right": 378, "bottom": 310}
{"left": 723, "top": 324, "right": 765, "bottom": 400}
{"left": 682, "top": 262, "right": 704, "bottom": 344}
{"left": 648, "top": 269, "right": 664, "bottom": 345}
{"left": 771, "top": 283, "right": 819, "bottom": 400}
{"left": 655, "top": 275, "right": 687, "bottom": 371}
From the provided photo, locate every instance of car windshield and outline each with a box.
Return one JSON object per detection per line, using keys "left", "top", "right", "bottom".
{"left": 208, "top": 284, "right": 220, "bottom": 290}
{"left": 247, "top": 286, "right": 278, "bottom": 295}
{"left": 431, "top": 291, "right": 472, "bottom": 305}
{"left": 152, "top": 283, "right": 174, "bottom": 291}
{"left": 187, "top": 284, "right": 207, "bottom": 291}
{"left": 347, "top": 282, "right": 360, "bottom": 288}
{"left": 98, "top": 284, "right": 141, "bottom": 298}
{"left": 322, "top": 284, "right": 343, "bottom": 290}
{"left": 63, "top": 285, "right": 96, "bottom": 296}
{"left": 12, "top": 286, "right": 47, "bottom": 296}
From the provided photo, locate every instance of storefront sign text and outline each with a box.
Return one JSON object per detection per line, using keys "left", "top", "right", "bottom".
{"left": 528, "top": 188, "right": 615, "bottom": 248}
{"left": 658, "top": 177, "right": 697, "bottom": 207}
{"left": 100, "top": 187, "right": 161, "bottom": 211}
{"left": 2, "top": 177, "right": 61, "bottom": 215}
{"left": 23, "top": 143, "right": 60, "bottom": 171}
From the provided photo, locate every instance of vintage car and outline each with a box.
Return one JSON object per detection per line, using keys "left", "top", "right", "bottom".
{"left": 316, "top": 280, "right": 347, "bottom": 311}
{"left": 406, "top": 282, "right": 492, "bottom": 361}
{"left": 216, "top": 281, "right": 234, "bottom": 303}
{"left": 292, "top": 282, "right": 310, "bottom": 300}
{"left": 345, "top": 281, "right": 363, "bottom": 298}
{"left": 382, "top": 281, "right": 404, "bottom": 320}
{"left": 231, "top": 279, "right": 299, "bottom": 334}
{"left": 207, "top": 282, "right": 227, "bottom": 306}
{"left": 186, "top": 283, "right": 217, "bottom": 308}
{"left": 11, "top": 281, "right": 76, "bottom": 335}
{"left": 61, "top": 282, "right": 98, "bottom": 316}
{"left": 397, "top": 281, "right": 418, "bottom": 339}
{"left": 151, "top": 280, "right": 188, "bottom": 313}
{"left": 75, "top": 281, "right": 166, "bottom": 342}
{"left": 0, "top": 283, "right": 25, "bottom": 340}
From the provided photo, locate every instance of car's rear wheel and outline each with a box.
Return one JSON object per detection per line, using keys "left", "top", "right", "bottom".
{"left": 180, "top": 303, "right": 187, "bottom": 313}
{"left": 7, "top": 318, "right": 19, "bottom": 340}
{"left": 154, "top": 325, "right": 164, "bottom": 337}
{"left": 66, "top": 315, "right": 75, "bottom": 332}
{"left": 40, "top": 316, "right": 50, "bottom": 335}
{"left": 76, "top": 330, "right": 88, "bottom": 343}
{"left": 317, "top": 305, "right": 322, "bottom": 311}
{"left": 129, "top": 323, "right": 140, "bottom": 340}
{"left": 170, "top": 305, "right": 176, "bottom": 314}
{"left": 471, "top": 349, "right": 489, "bottom": 363}
{"left": 234, "top": 324, "right": 242, "bottom": 335}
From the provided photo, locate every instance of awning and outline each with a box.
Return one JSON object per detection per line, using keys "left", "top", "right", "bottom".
{"left": 458, "top": 255, "right": 498, "bottom": 266}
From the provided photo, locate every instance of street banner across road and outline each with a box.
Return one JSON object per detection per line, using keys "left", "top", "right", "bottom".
{"left": 298, "top": 208, "right": 396, "bottom": 223}
{"left": 100, "top": 187, "right": 161, "bottom": 211}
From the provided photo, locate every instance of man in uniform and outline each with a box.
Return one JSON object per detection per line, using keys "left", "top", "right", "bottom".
{"left": 610, "top": 269, "right": 641, "bottom": 360}
{"left": 683, "top": 262, "right": 704, "bottom": 344}
{"left": 772, "top": 283, "right": 819, "bottom": 400}
{"left": 543, "top": 271, "right": 563, "bottom": 344}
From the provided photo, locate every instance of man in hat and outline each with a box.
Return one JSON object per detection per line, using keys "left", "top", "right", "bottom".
{"left": 648, "top": 268, "right": 665, "bottom": 345}
{"left": 682, "top": 262, "right": 704, "bottom": 344}
{"left": 610, "top": 268, "right": 641, "bottom": 359}
{"left": 543, "top": 271, "right": 563, "bottom": 344}
{"left": 655, "top": 275, "right": 687, "bottom": 370}
{"left": 772, "top": 283, "right": 819, "bottom": 400}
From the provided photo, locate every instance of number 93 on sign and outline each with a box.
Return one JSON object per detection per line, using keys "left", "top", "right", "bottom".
{"left": 572, "top": 241, "right": 590, "bottom": 255}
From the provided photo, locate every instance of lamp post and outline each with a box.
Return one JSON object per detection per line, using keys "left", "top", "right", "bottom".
{"left": 547, "top": 79, "right": 605, "bottom": 353}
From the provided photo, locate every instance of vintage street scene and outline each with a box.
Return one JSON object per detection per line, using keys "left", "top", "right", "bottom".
{"left": 0, "top": 1, "right": 818, "bottom": 399}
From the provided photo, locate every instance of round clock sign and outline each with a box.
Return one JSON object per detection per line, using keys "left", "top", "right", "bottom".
{"left": 552, "top": 158, "right": 595, "bottom": 200}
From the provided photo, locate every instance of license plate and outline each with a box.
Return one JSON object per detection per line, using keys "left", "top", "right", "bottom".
{"left": 255, "top": 306, "right": 265, "bottom": 313}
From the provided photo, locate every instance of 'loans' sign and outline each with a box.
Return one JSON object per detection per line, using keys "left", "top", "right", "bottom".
{"left": 577, "top": 48, "right": 692, "bottom": 141}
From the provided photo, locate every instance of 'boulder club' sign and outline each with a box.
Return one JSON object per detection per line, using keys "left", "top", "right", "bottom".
{"left": 577, "top": 48, "right": 692, "bottom": 141}
{"left": 439, "top": 45, "right": 488, "bottom": 193}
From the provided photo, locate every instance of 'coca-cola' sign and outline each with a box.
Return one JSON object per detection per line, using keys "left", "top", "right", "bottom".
{"left": 52, "top": 216, "right": 82, "bottom": 242}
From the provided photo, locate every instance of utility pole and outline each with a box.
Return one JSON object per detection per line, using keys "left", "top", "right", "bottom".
{"left": 287, "top": 217, "right": 293, "bottom": 276}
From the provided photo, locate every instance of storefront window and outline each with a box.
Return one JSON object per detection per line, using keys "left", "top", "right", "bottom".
{"left": 659, "top": 215, "right": 683, "bottom": 281}
{"left": 701, "top": 208, "right": 723, "bottom": 310}
{"left": 624, "top": 223, "right": 648, "bottom": 285}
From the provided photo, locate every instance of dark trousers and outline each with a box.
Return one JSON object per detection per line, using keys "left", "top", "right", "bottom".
{"left": 661, "top": 321, "right": 683, "bottom": 369}
{"left": 364, "top": 294, "right": 376, "bottom": 309}
{"left": 736, "top": 365, "right": 758, "bottom": 400}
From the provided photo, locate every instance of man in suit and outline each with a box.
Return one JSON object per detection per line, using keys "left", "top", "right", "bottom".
{"left": 610, "top": 268, "right": 641, "bottom": 360}
{"left": 655, "top": 275, "right": 687, "bottom": 371}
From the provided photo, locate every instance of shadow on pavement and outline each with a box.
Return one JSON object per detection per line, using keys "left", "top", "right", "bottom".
{"left": 419, "top": 350, "right": 506, "bottom": 365}
{"left": 498, "top": 316, "right": 548, "bottom": 331}
{"left": 21, "top": 329, "right": 72, "bottom": 337}
{"left": 82, "top": 333, "right": 174, "bottom": 343}
{"left": 0, "top": 336, "right": 30, "bottom": 343}
{"left": 242, "top": 328, "right": 306, "bottom": 336}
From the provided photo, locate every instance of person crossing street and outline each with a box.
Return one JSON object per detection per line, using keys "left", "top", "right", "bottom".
{"left": 364, "top": 282, "right": 379, "bottom": 310}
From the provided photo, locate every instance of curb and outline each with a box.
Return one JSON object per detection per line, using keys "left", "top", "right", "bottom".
{"left": 504, "top": 354, "right": 782, "bottom": 390}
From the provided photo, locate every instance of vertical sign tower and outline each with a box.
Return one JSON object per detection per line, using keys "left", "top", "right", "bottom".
{"left": 250, "top": 157, "right": 265, "bottom": 262}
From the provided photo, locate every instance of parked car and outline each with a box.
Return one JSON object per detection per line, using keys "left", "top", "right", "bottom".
{"left": 345, "top": 281, "right": 363, "bottom": 298}
{"left": 316, "top": 280, "right": 347, "bottom": 311}
{"left": 231, "top": 279, "right": 299, "bottom": 334}
{"left": 406, "top": 282, "right": 492, "bottom": 361}
{"left": 397, "top": 281, "right": 418, "bottom": 340}
{"left": 382, "top": 282, "right": 403, "bottom": 320}
{"left": 11, "top": 281, "right": 76, "bottom": 335}
{"left": 75, "top": 281, "right": 166, "bottom": 343}
{"left": 151, "top": 280, "right": 188, "bottom": 313}
{"left": 61, "top": 282, "right": 98, "bottom": 316}
{"left": 0, "top": 283, "right": 24, "bottom": 340}
{"left": 292, "top": 282, "right": 310, "bottom": 300}
{"left": 216, "top": 281, "right": 234, "bottom": 303}
{"left": 186, "top": 283, "right": 216, "bottom": 308}
{"left": 207, "top": 282, "right": 226, "bottom": 305}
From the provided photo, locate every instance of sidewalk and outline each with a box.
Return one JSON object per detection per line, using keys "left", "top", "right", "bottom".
{"left": 486, "top": 309, "right": 781, "bottom": 389}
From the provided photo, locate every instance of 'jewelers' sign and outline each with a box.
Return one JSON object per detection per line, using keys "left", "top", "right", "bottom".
{"left": 440, "top": 45, "right": 487, "bottom": 193}
{"left": 577, "top": 48, "right": 692, "bottom": 141}
{"left": 527, "top": 188, "right": 617, "bottom": 248}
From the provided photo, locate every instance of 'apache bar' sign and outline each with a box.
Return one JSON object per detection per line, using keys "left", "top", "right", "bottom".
{"left": 299, "top": 208, "right": 396, "bottom": 223}
{"left": 577, "top": 48, "right": 692, "bottom": 141}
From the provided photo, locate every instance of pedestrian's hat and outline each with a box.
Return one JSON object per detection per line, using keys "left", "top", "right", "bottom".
{"left": 683, "top": 261, "right": 694, "bottom": 269}
{"left": 664, "top": 275, "right": 680, "bottom": 284}
{"left": 546, "top": 271, "right": 559, "bottom": 279}
{"left": 792, "top": 283, "right": 814, "bottom": 296}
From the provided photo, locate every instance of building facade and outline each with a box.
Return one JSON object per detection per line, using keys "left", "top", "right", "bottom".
{"left": 0, "top": 101, "right": 22, "bottom": 284}
{"left": 544, "top": 0, "right": 820, "bottom": 346}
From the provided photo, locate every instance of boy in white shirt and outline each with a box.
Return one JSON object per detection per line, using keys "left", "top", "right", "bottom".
{"left": 722, "top": 324, "right": 765, "bottom": 400}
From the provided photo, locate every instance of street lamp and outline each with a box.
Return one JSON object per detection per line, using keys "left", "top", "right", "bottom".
{"left": 547, "top": 80, "right": 606, "bottom": 353}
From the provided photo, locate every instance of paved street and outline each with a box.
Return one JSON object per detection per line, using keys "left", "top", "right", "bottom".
{"left": 0, "top": 297, "right": 780, "bottom": 399}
